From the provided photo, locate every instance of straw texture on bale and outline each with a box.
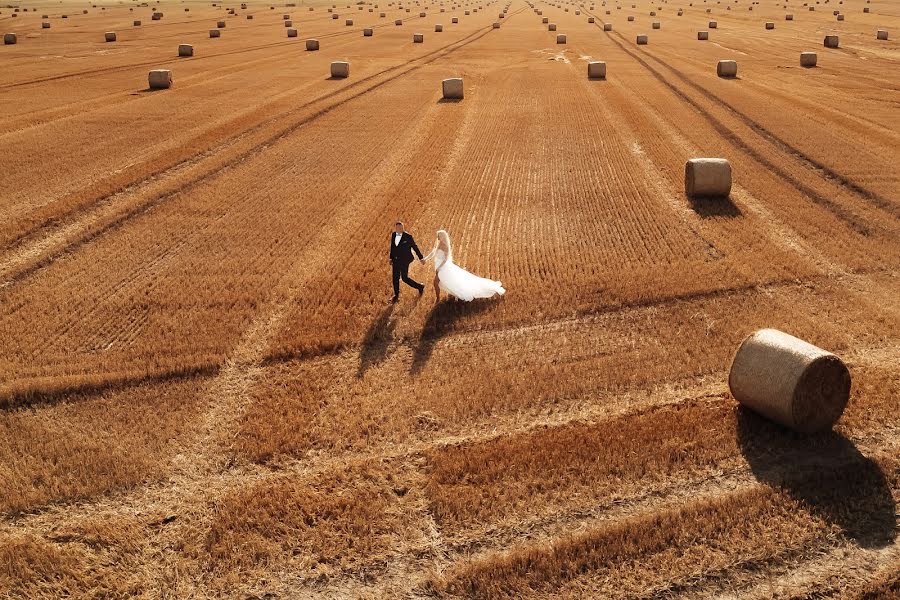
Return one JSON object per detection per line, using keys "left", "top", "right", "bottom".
{"left": 217, "top": 20, "right": 225, "bottom": 27}
{"left": 729, "top": 329, "right": 851, "bottom": 433}
{"left": 542, "top": 16, "right": 548, "bottom": 22}
{"left": 876, "top": 29, "right": 888, "bottom": 40}
{"left": 717, "top": 59, "right": 737, "bottom": 77}
{"left": 652, "top": 20, "right": 660, "bottom": 28}
{"left": 452, "top": 16, "right": 458, "bottom": 22}
{"left": 557, "top": 33, "right": 567, "bottom": 42}
{"left": 684, "top": 157, "right": 732, "bottom": 197}
{"left": 435, "top": 23, "right": 442, "bottom": 31}
{"left": 413, "top": 32, "right": 423, "bottom": 41}
{"left": 285, "top": 19, "right": 292, "bottom": 26}
{"left": 43, "top": 21, "right": 51, "bottom": 28}
{"left": 395, "top": 19, "right": 402, "bottom": 24}
{"left": 493, "top": 20, "right": 500, "bottom": 27}
{"left": 709, "top": 20, "right": 717, "bottom": 27}
{"left": 636, "top": 33, "right": 648, "bottom": 43}
{"left": 823, "top": 34, "right": 839, "bottom": 47}
{"left": 587, "top": 60, "right": 606, "bottom": 78}
{"left": 178, "top": 43, "right": 193, "bottom": 56}
{"left": 785, "top": 13, "right": 793, "bottom": 19}
{"left": 442, "top": 77, "right": 464, "bottom": 99}
{"left": 105, "top": 31, "right": 117, "bottom": 42}
{"left": 604, "top": 23, "right": 612, "bottom": 30}
{"left": 549, "top": 22, "right": 557, "bottom": 29}
{"left": 765, "top": 21, "right": 774, "bottom": 28}
{"left": 363, "top": 27, "right": 373, "bottom": 35}
{"left": 209, "top": 29, "right": 221, "bottom": 37}
{"left": 698, "top": 30, "right": 708, "bottom": 39}
{"left": 287, "top": 27, "right": 297, "bottom": 36}
{"left": 306, "top": 38, "right": 319, "bottom": 50}
{"left": 800, "top": 51, "right": 817, "bottom": 66}
{"left": 330, "top": 61, "right": 349, "bottom": 78}
{"left": 148, "top": 69, "right": 172, "bottom": 89}
{"left": 3, "top": 33, "right": 16, "bottom": 44}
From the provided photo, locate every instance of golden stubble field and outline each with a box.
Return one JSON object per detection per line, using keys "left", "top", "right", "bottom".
{"left": 0, "top": 0, "right": 898, "bottom": 596}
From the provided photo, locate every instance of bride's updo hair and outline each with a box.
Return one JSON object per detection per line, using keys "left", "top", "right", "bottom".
{"left": 436, "top": 229, "right": 452, "bottom": 262}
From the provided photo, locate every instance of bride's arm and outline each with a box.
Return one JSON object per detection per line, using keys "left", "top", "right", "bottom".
{"left": 421, "top": 248, "right": 436, "bottom": 262}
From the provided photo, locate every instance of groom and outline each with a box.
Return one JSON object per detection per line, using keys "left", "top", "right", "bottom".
{"left": 389, "top": 221, "right": 425, "bottom": 303}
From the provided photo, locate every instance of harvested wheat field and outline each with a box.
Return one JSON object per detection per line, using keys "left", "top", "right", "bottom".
{"left": 1, "top": 0, "right": 899, "bottom": 595}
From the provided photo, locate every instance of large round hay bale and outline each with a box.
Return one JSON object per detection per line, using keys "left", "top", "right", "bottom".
{"left": 105, "top": 31, "right": 117, "bottom": 42}
{"left": 636, "top": 33, "right": 648, "bottom": 43}
{"left": 684, "top": 157, "right": 732, "bottom": 197}
{"left": 542, "top": 16, "right": 548, "bottom": 22}
{"left": 3, "top": 33, "right": 16, "bottom": 44}
{"left": 284, "top": 19, "right": 292, "bottom": 26}
{"left": 306, "top": 38, "right": 319, "bottom": 50}
{"left": 708, "top": 20, "right": 717, "bottom": 27}
{"left": 209, "top": 28, "right": 221, "bottom": 37}
{"left": 549, "top": 22, "right": 556, "bottom": 29}
{"left": 413, "top": 32, "right": 423, "bottom": 41}
{"left": 717, "top": 59, "right": 737, "bottom": 77}
{"left": 492, "top": 20, "right": 500, "bottom": 27}
{"left": 823, "top": 34, "right": 839, "bottom": 47}
{"left": 587, "top": 60, "right": 606, "bottom": 78}
{"left": 217, "top": 19, "right": 226, "bottom": 27}
{"left": 729, "top": 329, "right": 851, "bottom": 433}
{"left": 800, "top": 51, "right": 817, "bottom": 66}
{"left": 876, "top": 29, "right": 888, "bottom": 40}
{"left": 178, "top": 43, "right": 193, "bottom": 56}
{"left": 345, "top": 18, "right": 353, "bottom": 24}
{"left": 604, "top": 22, "right": 613, "bottom": 30}
{"left": 556, "top": 33, "right": 567, "bottom": 42}
{"left": 442, "top": 77, "right": 463, "bottom": 99}
{"left": 148, "top": 69, "right": 172, "bottom": 89}
{"left": 435, "top": 23, "right": 442, "bottom": 31}
{"left": 652, "top": 20, "right": 660, "bottom": 28}
{"left": 330, "top": 60, "right": 349, "bottom": 78}
{"left": 363, "top": 27, "right": 373, "bottom": 35}
{"left": 698, "top": 30, "right": 709, "bottom": 39}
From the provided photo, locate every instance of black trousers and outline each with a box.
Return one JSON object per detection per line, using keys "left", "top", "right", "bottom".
{"left": 392, "top": 259, "right": 423, "bottom": 296}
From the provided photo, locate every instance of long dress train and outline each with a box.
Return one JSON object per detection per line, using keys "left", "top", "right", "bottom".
{"left": 425, "top": 248, "right": 505, "bottom": 301}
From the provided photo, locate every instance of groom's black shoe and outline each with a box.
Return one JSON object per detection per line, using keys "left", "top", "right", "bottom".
{"left": 391, "top": 295, "right": 399, "bottom": 304}
{"left": 418, "top": 286, "right": 424, "bottom": 297}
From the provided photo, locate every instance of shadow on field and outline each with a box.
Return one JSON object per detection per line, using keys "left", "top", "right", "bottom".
{"left": 410, "top": 299, "right": 493, "bottom": 376}
{"left": 356, "top": 304, "right": 396, "bottom": 379}
{"left": 436, "top": 97, "right": 464, "bottom": 104}
{"left": 688, "top": 195, "right": 742, "bottom": 219}
{"left": 736, "top": 407, "right": 897, "bottom": 549}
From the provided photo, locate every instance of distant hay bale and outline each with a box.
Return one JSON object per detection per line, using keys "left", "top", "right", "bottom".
{"left": 306, "top": 38, "right": 319, "bottom": 50}
{"left": 105, "top": 31, "right": 117, "bottom": 42}
{"left": 684, "top": 157, "right": 731, "bottom": 197}
{"left": 283, "top": 13, "right": 290, "bottom": 18}
{"left": 604, "top": 23, "right": 612, "bottom": 30}
{"left": 465, "top": 9, "right": 470, "bottom": 14}
{"left": 636, "top": 33, "right": 648, "bottom": 43}
{"left": 284, "top": 19, "right": 292, "bottom": 25}
{"left": 836, "top": 13, "right": 844, "bottom": 20}
{"left": 556, "top": 33, "right": 566, "bottom": 42}
{"left": 785, "top": 13, "right": 793, "bottom": 19}
{"left": 863, "top": 6, "right": 869, "bottom": 11}
{"left": 493, "top": 21, "right": 500, "bottom": 27}
{"left": 549, "top": 23, "right": 556, "bottom": 30}
{"left": 587, "top": 60, "right": 606, "bottom": 78}
{"left": 247, "top": 14, "right": 253, "bottom": 19}
{"left": 134, "top": 20, "right": 141, "bottom": 25}
{"left": 652, "top": 20, "right": 660, "bottom": 28}
{"left": 698, "top": 30, "right": 708, "bottom": 39}
{"left": 627, "top": 14, "right": 634, "bottom": 20}
{"left": 542, "top": 16, "right": 548, "bottom": 22}
{"left": 800, "top": 51, "right": 817, "bottom": 66}
{"left": 452, "top": 16, "right": 458, "bottom": 22}
{"left": 209, "top": 28, "right": 221, "bottom": 37}
{"left": 876, "top": 29, "right": 888, "bottom": 40}
{"left": 43, "top": 21, "right": 51, "bottom": 28}
{"left": 217, "top": 19, "right": 226, "bottom": 27}
{"left": 330, "top": 60, "right": 349, "bottom": 78}
{"left": 588, "top": 16, "right": 594, "bottom": 22}
{"left": 148, "top": 69, "right": 172, "bottom": 89}
{"left": 345, "top": 18, "right": 353, "bottom": 24}
{"left": 413, "top": 32, "right": 423, "bottom": 41}
{"left": 708, "top": 19, "right": 717, "bottom": 27}
{"left": 363, "top": 27, "right": 373, "bottom": 35}
{"left": 3, "top": 32, "right": 16, "bottom": 44}
{"left": 287, "top": 27, "right": 297, "bottom": 36}
{"left": 442, "top": 77, "right": 463, "bottom": 99}
{"left": 435, "top": 23, "right": 442, "bottom": 31}
{"left": 823, "top": 34, "right": 839, "bottom": 47}
{"left": 420, "top": 10, "right": 425, "bottom": 15}
{"left": 395, "top": 18, "right": 402, "bottom": 24}
{"left": 380, "top": 12, "right": 386, "bottom": 16}
{"left": 332, "top": 13, "right": 338, "bottom": 19}
{"left": 178, "top": 43, "right": 193, "bottom": 56}
{"left": 650, "top": 9, "right": 656, "bottom": 15}
{"left": 717, "top": 59, "right": 737, "bottom": 77}
{"left": 152, "top": 11, "right": 163, "bottom": 19}
{"left": 765, "top": 21, "right": 774, "bottom": 28}
{"left": 729, "top": 329, "right": 851, "bottom": 433}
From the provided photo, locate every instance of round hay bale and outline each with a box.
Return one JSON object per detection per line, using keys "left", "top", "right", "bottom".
{"left": 836, "top": 13, "right": 844, "bottom": 20}
{"left": 876, "top": 29, "right": 888, "bottom": 40}
{"left": 556, "top": 33, "right": 566, "bottom": 42}
{"left": 465, "top": 9, "right": 470, "bottom": 14}
{"left": 652, "top": 20, "right": 660, "bottom": 28}
{"left": 380, "top": 11, "right": 386, "bottom": 16}
{"left": 330, "top": 60, "right": 349, "bottom": 78}
{"left": 549, "top": 22, "right": 556, "bottom": 29}
{"left": 636, "top": 33, "right": 648, "bottom": 43}
{"left": 363, "top": 27, "right": 373, "bottom": 35}
{"left": 800, "top": 50, "right": 817, "bottom": 66}
{"left": 105, "top": 31, "right": 117, "bottom": 42}
{"left": 3, "top": 32, "right": 16, "bottom": 44}
{"left": 765, "top": 20, "right": 774, "bottom": 28}
{"left": 603, "top": 22, "right": 612, "bottom": 30}
{"left": 717, "top": 59, "right": 737, "bottom": 77}
{"left": 148, "top": 69, "right": 172, "bottom": 89}
{"left": 823, "top": 34, "right": 839, "bottom": 47}
{"left": 708, "top": 19, "right": 717, "bottom": 27}
{"left": 785, "top": 13, "right": 793, "bottom": 19}
{"left": 332, "top": 13, "right": 338, "bottom": 18}
{"left": 413, "top": 32, "right": 424, "bottom": 42}
{"left": 217, "top": 19, "right": 226, "bottom": 27}
{"left": 452, "top": 16, "right": 458, "bottom": 22}
{"left": 442, "top": 77, "right": 463, "bottom": 99}
{"left": 134, "top": 20, "right": 142, "bottom": 25}
{"left": 345, "top": 18, "right": 353, "bottom": 24}
{"left": 247, "top": 14, "right": 253, "bottom": 19}
{"left": 627, "top": 14, "right": 634, "bottom": 20}
{"left": 863, "top": 5, "right": 869, "bottom": 11}
{"left": 698, "top": 30, "right": 708, "bottom": 39}
{"left": 684, "top": 157, "right": 731, "bottom": 197}
{"left": 284, "top": 19, "right": 292, "bottom": 26}
{"left": 209, "top": 28, "right": 221, "bottom": 37}
{"left": 588, "top": 16, "right": 594, "bottom": 22}
{"left": 542, "top": 16, "right": 548, "bottom": 22}
{"left": 395, "top": 18, "right": 402, "bottom": 24}
{"left": 283, "top": 13, "right": 290, "bottom": 18}
{"left": 493, "top": 21, "right": 500, "bottom": 27}
{"left": 43, "top": 21, "right": 51, "bottom": 28}
{"left": 178, "top": 43, "right": 193, "bottom": 56}
{"left": 152, "top": 11, "right": 163, "bottom": 19}
{"left": 729, "top": 329, "right": 850, "bottom": 433}
{"left": 306, "top": 38, "right": 319, "bottom": 50}
{"left": 420, "top": 10, "right": 426, "bottom": 15}
{"left": 435, "top": 23, "right": 442, "bottom": 31}
{"left": 287, "top": 27, "right": 297, "bottom": 36}
{"left": 587, "top": 60, "right": 606, "bottom": 78}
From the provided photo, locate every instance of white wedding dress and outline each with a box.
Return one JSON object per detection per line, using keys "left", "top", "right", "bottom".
{"left": 424, "top": 247, "right": 505, "bottom": 301}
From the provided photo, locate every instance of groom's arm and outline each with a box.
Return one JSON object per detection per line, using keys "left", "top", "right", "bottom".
{"left": 389, "top": 234, "right": 394, "bottom": 262}
{"left": 410, "top": 236, "right": 424, "bottom": 260}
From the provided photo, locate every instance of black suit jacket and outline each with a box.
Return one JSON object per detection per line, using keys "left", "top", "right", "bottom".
{"left": 389, "top": 232, "right": 423, "bottom": 264}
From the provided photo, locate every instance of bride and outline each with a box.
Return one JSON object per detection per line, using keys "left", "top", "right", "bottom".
{"left": 421, "top": 230, "right": 505, "bottom": 302}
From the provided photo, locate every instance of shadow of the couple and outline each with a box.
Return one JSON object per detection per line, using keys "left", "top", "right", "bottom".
{"left": 736, "top": 407, "right": 897, "bottom": 549}
{"left": 356, "top": 304, "right": 397, "bottom": 379}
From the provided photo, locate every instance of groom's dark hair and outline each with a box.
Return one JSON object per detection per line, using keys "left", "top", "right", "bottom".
{"left": 395, "top": 221, "right": 404, "bottom": 227}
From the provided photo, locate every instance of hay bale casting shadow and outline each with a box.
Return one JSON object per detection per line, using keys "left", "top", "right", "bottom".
{"left": 356, "top": 304, "right": 396, "bottom": 378}
{"left": 736, "top": 407, "right": 897, "bottom": 548}
{"left": 410, "top": 299, "right": 493, "bottom": 375}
